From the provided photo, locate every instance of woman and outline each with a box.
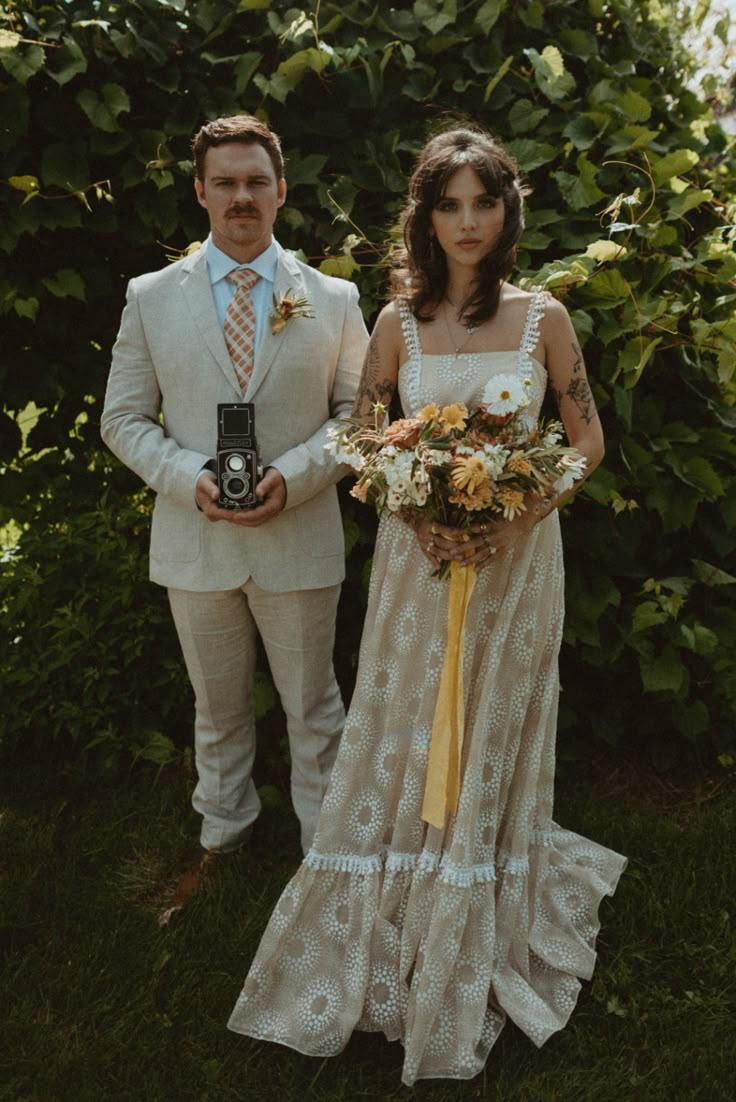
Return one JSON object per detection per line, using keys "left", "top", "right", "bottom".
{"left": 228, "top": 127, "right": 626, "bottom": 1085}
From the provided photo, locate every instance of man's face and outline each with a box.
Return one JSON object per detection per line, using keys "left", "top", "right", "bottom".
{"left": 195, "top": 142, "right": 286, "bottom": 263}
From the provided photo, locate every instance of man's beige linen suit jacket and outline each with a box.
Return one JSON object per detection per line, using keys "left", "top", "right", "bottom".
{"left": 101, "top": 241, "right": 367, "bottom": 592}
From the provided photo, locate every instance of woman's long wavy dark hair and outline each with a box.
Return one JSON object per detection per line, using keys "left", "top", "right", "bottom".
{"left": 390, "top": 127, "right": 529, "bottom": 326}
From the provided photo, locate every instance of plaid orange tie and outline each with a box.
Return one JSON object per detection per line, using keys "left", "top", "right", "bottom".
{"left": 224, "top": 267, "right": 260, "bottom": 393}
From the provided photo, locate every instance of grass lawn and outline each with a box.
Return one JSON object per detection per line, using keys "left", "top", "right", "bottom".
{"left": 1, "top": 749, "right": 734, "bottom": 1102}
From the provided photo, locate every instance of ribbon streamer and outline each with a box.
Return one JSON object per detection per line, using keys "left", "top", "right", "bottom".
{"left": 421, "top": 560, "right": 477, "bottom": 829}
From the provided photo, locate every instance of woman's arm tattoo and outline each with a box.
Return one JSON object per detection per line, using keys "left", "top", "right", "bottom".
{"left": 354, "top": 332, "right": 395, "bottom": 411}
{"left": 553, "top": 345, "right": 598, "bottom": 424}
{"left": 554, "top": 377, "right": 598, "bottom": 424}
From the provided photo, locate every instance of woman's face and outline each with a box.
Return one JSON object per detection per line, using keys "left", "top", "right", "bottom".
{"left": 430, "top": 163, "right": 505, "bottom": 270}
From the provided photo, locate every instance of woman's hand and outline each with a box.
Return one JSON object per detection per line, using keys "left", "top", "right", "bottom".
{"left": 467, "top": 508, "right": 538, "bottom": 565}
{"left": 413, "top": 517, "right": 496, "bottom": 572}
{"left": 414, "top": 507, "right": 540, "bottom": 572}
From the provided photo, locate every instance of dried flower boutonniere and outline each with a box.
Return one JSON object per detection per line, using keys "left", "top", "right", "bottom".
{"left": 270, "top": 289, "right": 315, "bottom": 334}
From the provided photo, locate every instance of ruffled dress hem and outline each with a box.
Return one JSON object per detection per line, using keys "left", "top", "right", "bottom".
{"left": 227, "top": 823, "right": 627, "bottom": 1086}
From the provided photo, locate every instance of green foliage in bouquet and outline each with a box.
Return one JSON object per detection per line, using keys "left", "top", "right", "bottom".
{"left": 1, "top": 0, "right": 734, "bottom": 767}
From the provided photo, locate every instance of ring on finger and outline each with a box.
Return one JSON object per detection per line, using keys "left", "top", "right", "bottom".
{"left": 488, "top": 545, "right": 497, "bottom": 555}
{"left": 427, "top": 539, "right": 435, "bottom": 553}
{"left": 431, "top": 523, "right": 438, "bottom": 536}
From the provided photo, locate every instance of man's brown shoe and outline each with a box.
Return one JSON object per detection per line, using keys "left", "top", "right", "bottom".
{"left": 157, "top": 828, "right": 252, "bottom": 927}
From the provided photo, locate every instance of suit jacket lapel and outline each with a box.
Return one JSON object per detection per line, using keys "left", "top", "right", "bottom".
{"left": 245, "top": 249, "right": 307, "bottom": 400}
{"left": 180, "top": 244, "right": 243, "bottom": 394}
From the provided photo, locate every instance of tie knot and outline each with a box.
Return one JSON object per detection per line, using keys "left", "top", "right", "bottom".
{"left": 228, "top": 267, "right": 259, "bottom": 291}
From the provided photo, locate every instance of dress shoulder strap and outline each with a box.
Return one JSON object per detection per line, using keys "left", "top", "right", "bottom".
{"left": 519, "top": 288, "right": 547, "bottom": 359}
{"left": 398, "top": 299, "right": 422, "bottom": 361}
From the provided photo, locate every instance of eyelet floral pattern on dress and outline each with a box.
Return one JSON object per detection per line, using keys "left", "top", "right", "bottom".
{"left": 229, "top": 291, "right": 626, "bottom": 1086}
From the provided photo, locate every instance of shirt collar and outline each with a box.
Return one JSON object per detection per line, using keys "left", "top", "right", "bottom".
{"left": 204, "top": 235, "right": 281, "bottom": 286}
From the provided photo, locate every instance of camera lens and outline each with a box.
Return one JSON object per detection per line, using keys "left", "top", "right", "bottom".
{"left": 228, "top": 477, "right": 246, "bottom": 496}
{"left": 227, "top": 454, "right": 245, "bottom": 472}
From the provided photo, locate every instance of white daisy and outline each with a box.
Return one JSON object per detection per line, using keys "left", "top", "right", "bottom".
{"left": 481, "top": 373, "right": 530, "bottom": 415}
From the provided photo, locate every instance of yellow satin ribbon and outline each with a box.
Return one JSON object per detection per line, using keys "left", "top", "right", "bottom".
{"left": 421, "top": 559, "right": 477, "bottom": 830}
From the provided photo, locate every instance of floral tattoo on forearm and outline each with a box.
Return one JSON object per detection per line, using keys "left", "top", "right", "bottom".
{"left": 554, "top": 342, "right": 598, "bottom": 425}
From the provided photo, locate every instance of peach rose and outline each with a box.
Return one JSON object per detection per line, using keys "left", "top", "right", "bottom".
{"left": 383, "top": 418, "right": 423, "bottom": 448}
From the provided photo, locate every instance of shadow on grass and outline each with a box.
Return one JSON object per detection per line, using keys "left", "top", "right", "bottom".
{"left": 0, "top": 750, "right": 734, "bottom": 1102}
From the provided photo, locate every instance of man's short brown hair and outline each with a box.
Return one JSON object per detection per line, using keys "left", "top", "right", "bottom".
{"left": 191, "top": 115, "right": 284, "bottom": 182}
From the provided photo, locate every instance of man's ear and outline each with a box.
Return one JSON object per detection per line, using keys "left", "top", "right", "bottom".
{"left": 194, "top": 177, "right": 207, "bottom": 209}
{"left": 277, "top": 178, "right": 287, "bottom": 208}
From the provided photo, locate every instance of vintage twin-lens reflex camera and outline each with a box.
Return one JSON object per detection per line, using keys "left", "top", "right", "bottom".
{"left": 216, "top": 403, "right": 260, "bottom": 508}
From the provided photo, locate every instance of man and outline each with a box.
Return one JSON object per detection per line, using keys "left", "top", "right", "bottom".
{"left": 102, "top": 115, "right": 368, "bottom": 862}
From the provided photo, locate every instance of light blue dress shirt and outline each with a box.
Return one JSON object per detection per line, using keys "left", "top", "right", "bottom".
{"left": 204, "top": 234, "right": 281, "bottom": 357}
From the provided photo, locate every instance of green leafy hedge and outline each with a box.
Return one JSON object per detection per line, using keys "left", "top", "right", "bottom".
{"left": 1, "top": 0, "right": 735, "bottom": 767}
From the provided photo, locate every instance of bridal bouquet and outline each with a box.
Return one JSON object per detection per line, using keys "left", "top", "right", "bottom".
{"left": 327, "top": 373, "right": 586, "bottom": 577}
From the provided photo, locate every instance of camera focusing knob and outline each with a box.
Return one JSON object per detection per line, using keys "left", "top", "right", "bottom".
{"left": 227, "top": 454, "right": 246, "bottom": 472}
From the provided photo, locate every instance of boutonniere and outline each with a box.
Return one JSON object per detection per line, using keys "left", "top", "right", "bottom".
{"left": 270, "top": 289, "right": 315, "bottom": 334}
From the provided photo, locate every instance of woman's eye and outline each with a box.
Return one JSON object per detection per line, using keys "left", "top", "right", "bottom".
{"left": 436, "top": 201, "right": 456, "bottom": 212}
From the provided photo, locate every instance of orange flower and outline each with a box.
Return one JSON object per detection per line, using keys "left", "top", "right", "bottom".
{"left": 496, "top": 487, "right": 527, "bottom": 520}
{"left": 450, "top": 455, "right": 488, "bottom": 494}
{"left": 506, "top": 454, "right": 533, "bottom": 477}
{"left": 270, "top": 289, "right": 314, "bottom": 334}
{"left": 351, "top": 480, "right": 370, "bottom": 502}
{"left": 439, "top": 403, "right": 468, "bottom": 431}
{"left": 418, "top": 402, "right": 441, "bottom": 423}
{"left": 383, "top": 417, "right": 423, "bottom": 448}
{"left": 451, "top": 481, "right": 493, "bottom": 511}
{"left": 466, "top": 429, "right": 494, "bottom": 450}
{"left": 474, "top": 407, "right": 514, "bottom": 430}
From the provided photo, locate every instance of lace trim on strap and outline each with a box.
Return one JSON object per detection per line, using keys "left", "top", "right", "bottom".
{"left": 517, "top": 288, "right": 547, "bottom": 381}
{"left": 398, "top": 299, "right": 422, "bottom": 362}
{"left": 398, "top": 299, "right": 424, "bottom": 416}
{"left": 304, "top": 845, "right": 532, "bottom": 884}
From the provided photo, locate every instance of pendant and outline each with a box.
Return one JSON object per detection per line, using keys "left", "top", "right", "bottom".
{"left": 454, "top": 324, "right": 479, "bottom": 357}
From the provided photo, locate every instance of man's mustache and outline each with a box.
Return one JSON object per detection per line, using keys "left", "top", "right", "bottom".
{"left": 227, "top": 205, "right": 259, "bottom": 217}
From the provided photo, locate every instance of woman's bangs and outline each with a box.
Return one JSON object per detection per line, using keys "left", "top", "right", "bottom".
{"left": 430, "top": 149, "right": 507, "bottom": 205}
{"left": 471, "top": 150, "right": 508, "bottom": 197}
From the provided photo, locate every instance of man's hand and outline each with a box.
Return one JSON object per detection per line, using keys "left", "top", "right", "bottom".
{"left": 234, "top": 466, "right": 287, "bottom": 526}
{"left": 195, "top": 468, "right": 286, "bottom": 527}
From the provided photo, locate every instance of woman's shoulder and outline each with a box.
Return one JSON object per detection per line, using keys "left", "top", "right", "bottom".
{"left": 497, "top": 281, "right": 545, "bottom": 322}
{"left": 502, "top": 283, "right": 570, "bottom": 326}
{"left": 368, "top": 300, "right": 408, "bottom": 360}
{"left": 501, "top": 281, "right": 558, "bottom": 306}
{"left": 500, "top": 281, "right": 534, "bottom": 304}
{"left": 373, "top": 298, "right": 408, "bottom": 336}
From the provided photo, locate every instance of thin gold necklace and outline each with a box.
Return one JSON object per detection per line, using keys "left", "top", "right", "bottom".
{"left": 442, "top": 300, "right": 479, "bottom": 359}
